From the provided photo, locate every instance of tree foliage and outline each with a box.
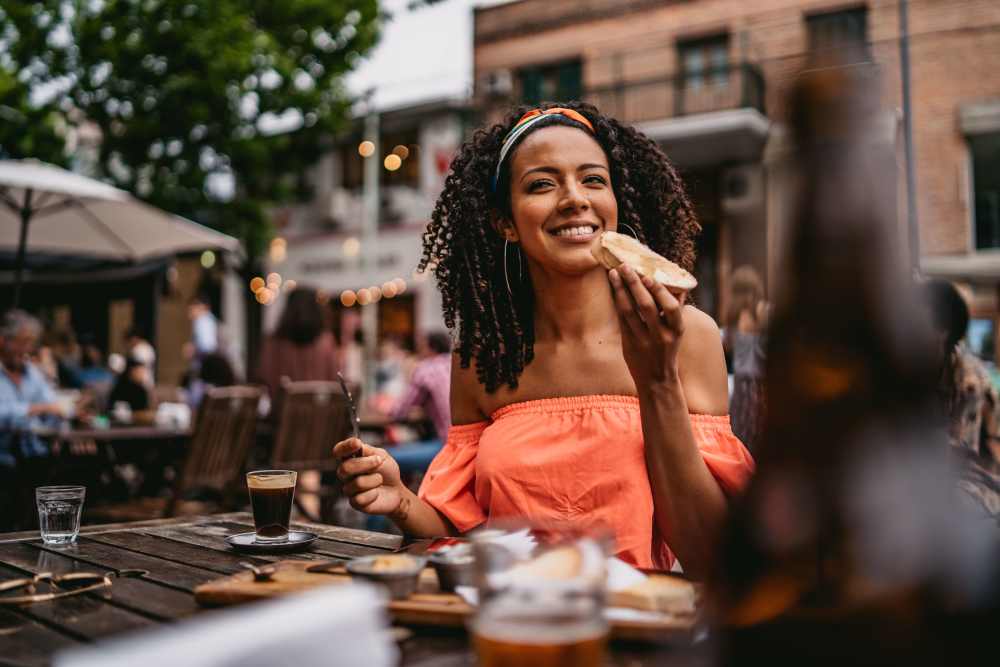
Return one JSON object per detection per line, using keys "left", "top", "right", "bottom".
{"left": 0, "top": 1, "right": 381, "bottom": 258}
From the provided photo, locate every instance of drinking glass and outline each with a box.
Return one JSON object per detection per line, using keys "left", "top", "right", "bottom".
{"left": 36, "top": 486, "right": 86, "bottom": 545}
{"left": 246, "top": 470, "right": 297, "bottom": 543}
{"left": 470, "top": 535, "right": 609, "bottom": 667}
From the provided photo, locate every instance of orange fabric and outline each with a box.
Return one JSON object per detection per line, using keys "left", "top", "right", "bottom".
{"left": 418, "top": 395, "right": 755, "bottom": 569}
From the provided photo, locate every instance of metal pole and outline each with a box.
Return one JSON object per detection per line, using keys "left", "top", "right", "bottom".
{"left": 12, "top": 189, "right": 33, "bottom": 309}
{"left": 361, "top": 92, "right": 380, "bottom": 407}
{"left": 899, "top": 0, "right": 920, "bottom": 273}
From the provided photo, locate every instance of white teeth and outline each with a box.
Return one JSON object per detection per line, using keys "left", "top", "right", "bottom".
{"left": 554, "top": 225, "right": 597, "bottom": 237}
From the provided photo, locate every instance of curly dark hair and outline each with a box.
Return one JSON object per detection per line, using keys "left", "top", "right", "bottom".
{"left": 418, "top": 101, "right": 700, "bottom": 393}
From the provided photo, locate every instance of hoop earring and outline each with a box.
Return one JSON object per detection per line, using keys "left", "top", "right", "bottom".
{"left": 504, "top": 240, "right": 523, "bottom": 299}
{"left": 619, "top": 222, "right": 641, "bottom": 242}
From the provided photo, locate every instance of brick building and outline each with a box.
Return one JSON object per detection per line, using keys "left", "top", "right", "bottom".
{"left": 474, "top": 0, "right": 1000, "bottom": 354}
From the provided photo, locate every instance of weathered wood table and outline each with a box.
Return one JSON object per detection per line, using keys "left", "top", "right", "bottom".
{"left": 0, "top": 513, "right": 707, "bottom": 666}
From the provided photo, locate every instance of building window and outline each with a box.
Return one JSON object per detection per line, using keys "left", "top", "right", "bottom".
{"left": 972, "top": 132, "right": 1000, "bottom": 250}
{"left": 679, "top": 35, "right": 729, "bottom": 90}
{"left": 518, "top": 60, "right": 582, "bottom": 105}
{"left": 807, "top": 7, "right": 868, "bottom": 57}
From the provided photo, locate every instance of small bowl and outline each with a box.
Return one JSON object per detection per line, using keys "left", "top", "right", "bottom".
{"left": 345, "top": 554, "right": 427, "bottom": 600}
{"left": 428, "top": 546, "right": 476, "bottom": 593}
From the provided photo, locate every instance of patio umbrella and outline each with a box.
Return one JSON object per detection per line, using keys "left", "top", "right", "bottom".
{"left": 0, "top": 160, "right": 242, "bottom": 308}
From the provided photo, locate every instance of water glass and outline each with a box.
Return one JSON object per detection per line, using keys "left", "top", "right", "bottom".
{"left": 36, "top": 486, "right": 86, "bottom": 545}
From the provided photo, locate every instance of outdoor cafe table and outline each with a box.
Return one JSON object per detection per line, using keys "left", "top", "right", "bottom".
{"left": 0, "top": 513, "right": 707, "bottom": 666}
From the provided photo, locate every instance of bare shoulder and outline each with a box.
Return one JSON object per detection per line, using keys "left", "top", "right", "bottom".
{"left": 450, "top": 353, "right": 490, "bottom": 424}
{"left": 678, "top": 305, "right": 729, "bottom": 415}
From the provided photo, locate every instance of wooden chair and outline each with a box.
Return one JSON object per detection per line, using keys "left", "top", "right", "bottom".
{"left": 270, "top": 379, "right": 357, "bottom": 521}
{"left": 89, "top": 385, "right": 262, "bottom": 522}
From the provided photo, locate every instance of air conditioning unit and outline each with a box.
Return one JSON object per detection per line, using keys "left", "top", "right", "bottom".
{"left": 720, "top": 164, "right": 764, "bottom": 216}
{"left": 482, "top": 69, "right": 513, "bottom": 98}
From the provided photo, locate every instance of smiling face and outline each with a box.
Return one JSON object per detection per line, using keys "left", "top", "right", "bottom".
{"left": 501, "top": 125, "right": 618, "bottom": 277}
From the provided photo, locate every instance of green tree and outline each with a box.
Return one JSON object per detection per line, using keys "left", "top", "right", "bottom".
{"left": 0, "top": 0, "right": 381, "bottom": 257}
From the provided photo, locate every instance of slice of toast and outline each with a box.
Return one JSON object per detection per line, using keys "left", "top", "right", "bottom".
{"left": 592, "top": 231, "right": 698, "bottom": 293}
{"left": 608, "top": 576, "right": 697, "bottom": 615}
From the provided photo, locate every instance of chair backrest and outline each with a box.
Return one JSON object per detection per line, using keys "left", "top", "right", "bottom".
{"left": 271, "top": 380, "right": 356, "bottom": 471}
{"left": 177, "top": 385, "right": 262, "bottom": 494}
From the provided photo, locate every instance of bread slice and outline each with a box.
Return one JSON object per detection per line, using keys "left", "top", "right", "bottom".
{"left": 609, "top": 576, "right": 697, "bottom": 615}
{"left": 592, "top": 231, "right": 698, "bottom": 293}
{"left": 505, "top": 546, "right": 582, "bottom": 580}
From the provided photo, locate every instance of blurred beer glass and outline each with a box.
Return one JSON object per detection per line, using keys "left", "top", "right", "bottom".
{"left": 469, "top": 531, "right": 608, "bottom": 667}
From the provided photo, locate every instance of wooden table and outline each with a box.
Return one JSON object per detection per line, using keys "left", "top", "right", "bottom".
{"left": 0, "top": 514, "right": 707, "bottom": 666}
{"left": 32, "top": 425, "right": 191, "bottom": 443}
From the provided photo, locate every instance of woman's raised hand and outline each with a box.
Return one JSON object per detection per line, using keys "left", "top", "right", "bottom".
{"left": 608, "top": 263, "right": 687, "bottom": 385}
{"left": 333, "top": 437, "right": 405, "bottom": 515}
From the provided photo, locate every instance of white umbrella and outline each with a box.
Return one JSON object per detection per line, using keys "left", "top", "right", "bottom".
{"left": 0, "top": 160, "right": 242, "bottom": 307}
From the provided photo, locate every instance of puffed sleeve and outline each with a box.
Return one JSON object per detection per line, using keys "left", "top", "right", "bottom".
{"left": 652, "top": 413, "right": 757, "bottom": 570}
{"left": 417, "top": 421, "right": 489, "bottom": 532}
{"left": 689, "top": 414, "right": 756, "bottom": 496}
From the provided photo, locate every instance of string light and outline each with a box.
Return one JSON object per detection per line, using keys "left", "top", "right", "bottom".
{"left": 284, "top": 279, "right": 297, "bottom": 291}
{"left": 342, "top": 237, "right": 360, "bottom": 258}
{"left": 358, "top": 140, "right": 375, "bottom": 157}
{"left": 393, "top": 278, "right": 407, "bottom": 294}
{"left": 382, "top": 281, "right": 398, "bottom": 298}
{"left": 267, "top": 272, "right": 282, "bottom": 287}
{"left": 383, "top": 154, "right": 402, "bottom": 171}
{"left": 391, "top": 145, "right": 410, "bottom": 159}
{"left": 369, "top": 286, "right": 382, "bottom": 303}
{"left": 255, "top": 288, "right": 273, "bottom": 304}
{"left": 249, "top": 277, "right": 265, "bottom": 293}
{"left": 357, "top": 288, "right": 372, "bottom": 305}
{"left": 340, "top": 290, "right": 357, "bottom": 307}
{"left": 200, "top": 250, "right": 216, "bottom": 269}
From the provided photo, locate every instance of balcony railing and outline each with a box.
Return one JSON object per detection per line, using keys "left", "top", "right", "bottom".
{"left": 584, "top": 62, "right": 766, "bottom": 126}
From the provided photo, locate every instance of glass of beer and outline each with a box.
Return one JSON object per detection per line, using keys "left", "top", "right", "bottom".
{"left": 470, "top": 539, "right": 609, "bottom": 667}
{"left": 246, "top": 470, "right": 297, "bottom": 543}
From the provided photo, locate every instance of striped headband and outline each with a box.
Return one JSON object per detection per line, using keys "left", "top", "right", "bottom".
{"left": 492, "top": 107, "right": 596, "bottom": 192}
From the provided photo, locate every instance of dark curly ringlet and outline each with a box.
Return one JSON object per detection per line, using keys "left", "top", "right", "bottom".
{"left": 418, "top": 101, "right": 700, "bottom": 393}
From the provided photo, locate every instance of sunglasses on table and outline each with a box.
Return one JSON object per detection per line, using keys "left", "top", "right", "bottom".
{"left": 0, "top": 568, "right": 148, "bottom": 605}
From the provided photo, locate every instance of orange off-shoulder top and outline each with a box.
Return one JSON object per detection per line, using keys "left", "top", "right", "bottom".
{"left": 417, "top": 394, "right": 755, "bottom": 570}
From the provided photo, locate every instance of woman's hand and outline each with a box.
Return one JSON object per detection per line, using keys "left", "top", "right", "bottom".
{"left": 333, "top": 437, "right": 405, "bottom": 516}
{"left": 608, "top": 263, "right": 687, "bottom": 385}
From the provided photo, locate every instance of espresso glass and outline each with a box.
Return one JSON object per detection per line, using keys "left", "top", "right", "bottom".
{"left": 246, "top": 470, "right": 297, "bottom": 543}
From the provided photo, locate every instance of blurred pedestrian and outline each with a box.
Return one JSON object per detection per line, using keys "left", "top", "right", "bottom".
{"left": 392, "top": 331, "right": 452, "bottom": 442}
{"left": 923, "top": 279, "right": 1000, "bottom": 517}
{"left": 257, "top": 286, "right": 340, "bottom": 405}
{"left": 0, "top": 310, "right": 64, "bottom": 467}
{"left": 187, "top": 293, "right": 218, "bottom": 358}
{"left": 723, "top": 265, "right": 769, "bottom": 451}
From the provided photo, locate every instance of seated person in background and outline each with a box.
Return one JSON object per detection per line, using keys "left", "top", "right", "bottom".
{"left": 257, "top": 286, "right": 339, "bottom": 406}
{"left": 0, "top": 310, "right": 65, "bottom": 467}
{"left": 124, "top": 326, "right": 156, "bottom": 382}
{"left": 77, "top": 338, "right": 115, "bottom": 389}
{"left": 388, "top": 331, "right": 453, "bottom": 476}
{"left": 184, "top": 352, "right": 237, "bottom": 410}
{"left": 108, "top": 357, "right": 152, "bottom": 413}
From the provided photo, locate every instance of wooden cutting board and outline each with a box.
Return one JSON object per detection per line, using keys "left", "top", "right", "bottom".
{"left": 194, "top": 561, "right": 696, "bottom": 642}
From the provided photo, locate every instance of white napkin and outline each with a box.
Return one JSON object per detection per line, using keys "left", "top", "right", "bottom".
{"left": 54, "top": 583, "right": 397, "bottom": 667}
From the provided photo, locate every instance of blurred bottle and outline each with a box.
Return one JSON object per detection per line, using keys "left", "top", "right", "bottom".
{"left": 713, "top": 54, "right": 998, "bottom": 664}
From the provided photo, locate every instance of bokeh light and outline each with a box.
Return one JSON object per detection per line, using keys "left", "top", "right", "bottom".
{"left": 249, "top": 277, "right": 265, "bottom": 293}
{"left": 255, "top": 288, "right": 273, "bottom": 304}
{"left": 267, "top": 272, "right": 282, "bottom": 287}
{"left": 200, "top": 250, "right": 216, "bottom": 269}
{"left": 343, "top": 237, "right": 361, "bottom": 258}
{"left": 358, "top": 140, "right": 375, "bottom": 157}
{"left": 384, "top": 154, "right": 402, "bottom": 171}
{"left": 340, "top": 290, "right": 357, "bottom": 307}
{"left": 393, "top": 278, "right": 407, "bottom": 294}
{"left": 382, "top": 281, "right": 398, "bottom": 298}
{"left": 392, "top": 144, "right": 410, "bottom": 159}
{"left": 284, "top": 279, "right": 297, "bottom": 291}
{"left": 357, "top": 288, "right": 372, "bottom": 306}
{"left": 370, "top": 286, "right": 382, "bottom": 302}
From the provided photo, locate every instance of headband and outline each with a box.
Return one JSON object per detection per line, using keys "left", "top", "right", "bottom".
{"left": 492, "top": 108, "right": 596, "bottom": 192}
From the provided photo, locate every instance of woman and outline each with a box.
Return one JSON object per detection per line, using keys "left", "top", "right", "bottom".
{"left": 923, "top": 279, "right": 1000, "bottom": 516}
{"left": 723, "top": 265, "right": 768, "bottom": 451}
{"left": 334, "top": 103, "right": 754, "bottom": 577}
{"left": 257, "top": 286, "right": 340, "bottom": 404}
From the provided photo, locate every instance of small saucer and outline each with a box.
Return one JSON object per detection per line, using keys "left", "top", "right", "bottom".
{"left": 225, "top": 531, "right": 318, "bottom": 554}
